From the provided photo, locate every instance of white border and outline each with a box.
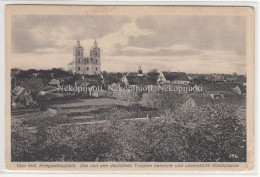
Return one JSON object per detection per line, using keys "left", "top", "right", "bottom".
{"left": 0, "top": 1, "right": 258, "bottom": 176}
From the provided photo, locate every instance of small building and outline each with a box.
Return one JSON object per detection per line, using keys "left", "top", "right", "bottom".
{"left": 122, "top": 75, "right": 149, "bottom": 87}
{"left": 157, "top": 71, "right": 190, "bottom": 85}
{"left": 201, "top": 83, "right": 233, "bottom": 99}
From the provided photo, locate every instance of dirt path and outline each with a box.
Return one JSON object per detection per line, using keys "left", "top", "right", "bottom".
{"left": 60, "top": 116, "right": 161, "bottom": 126}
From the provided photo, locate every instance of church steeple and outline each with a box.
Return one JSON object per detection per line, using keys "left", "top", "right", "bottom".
{"left": 90, "top": 39, "right": 100, "bottom": 58}
{"left": 92, "top": 39, "right": 98, "bottom": 49}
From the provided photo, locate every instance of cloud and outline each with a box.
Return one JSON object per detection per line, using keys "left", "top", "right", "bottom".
{"left": 129, "top": 16, "right": 247, "bottom": 55}
{"left": 98, "top": 16, "right": 154, "bottom": 56}
{"left": 11, "top": 15, "right": 131, "bottom": 54}
{"left": 10, "top": 15, "right": 247, "bottom": 74}
{"left": 112, "top": 45, "right": 201, "bottom": 57}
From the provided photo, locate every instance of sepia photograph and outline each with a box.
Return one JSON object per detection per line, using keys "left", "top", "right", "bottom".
{"left": 5, "top": 5, "right": 255, "bottom": 171}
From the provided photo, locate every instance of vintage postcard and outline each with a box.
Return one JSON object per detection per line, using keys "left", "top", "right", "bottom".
{"left": 5, "top": 5, "right": 255, "bottom": 172}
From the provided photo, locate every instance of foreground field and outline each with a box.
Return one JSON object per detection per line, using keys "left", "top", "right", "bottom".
{"left": 11, "top": 98, "right": 246, "bottom": 162}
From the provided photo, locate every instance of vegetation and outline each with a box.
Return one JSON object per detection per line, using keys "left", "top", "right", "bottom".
{"left": 11, "top": 103, "right": 246, "bottom": 162}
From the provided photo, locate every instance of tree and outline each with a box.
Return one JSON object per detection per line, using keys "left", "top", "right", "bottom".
{"left": 21, "top": 77, "right": 44, "bottom": 99}
{"left": 146, "top": 70, "right": 159, "bottom": 84}
{"left": 188, "top": 104, "right": 246, "bottom": 162}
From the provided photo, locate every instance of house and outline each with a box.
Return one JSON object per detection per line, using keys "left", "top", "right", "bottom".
{"left": 157, "top": 71, "right": 190, "bottom": 85}
{"left": 11, "top": 86, "right": 33, "bottom": 107}
{"left": 178, "top": 94, "right": 213, "bottom": 111}
{"left": 222, "top": 83, "right": 245, "bottom": 95}
{"left": 201, "top": 83, "right": 233, "bottom": 99}
{"left": 121, "top": 75, "right": 149, "bottom": 86}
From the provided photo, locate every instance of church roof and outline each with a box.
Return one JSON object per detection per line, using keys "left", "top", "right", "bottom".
{"left": 74, "top": 39, "right": 83, "bottom": 48}
{"left": 91, "top": 39, "right": 100, "bottom": 50}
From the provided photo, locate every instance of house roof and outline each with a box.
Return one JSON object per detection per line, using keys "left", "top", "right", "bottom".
{"left": 222, "top": 82, "right": 241, "bottom": 89}
{"left": 12, "top": 86, "right": 26, "bottom": 101}
{"left": 125, "top": 76, "right": 149, "bottom": 85}
{"left": 238, "top": 85, "right": 246, "bottom": 93}
{"left": 127, "top": 72, "right": 138, "bottom": 76}
{"left": 202, "top": 83, "right": 232, "bottom": 92}
{"left": 146, "top": 72, "right": 159, "bottom": 85}
{"left": 236, "top": 75, "right": 246, "bottom": 83}
{"left": 177, "top": 94, "right": 213, "bottom": 108}
{"left": 162, "top": 71, "right": 189, "bottom": 81}
{"left": 75, "top": 79, "right": 102, "bottom": 87}
{"left": 102, "top": 73, "right": 122, "bottom": 85}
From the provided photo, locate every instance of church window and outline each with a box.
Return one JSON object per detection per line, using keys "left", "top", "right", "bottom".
{"left": 78, "top": 67, "right": 80, "bottom": 70}
{"left": 87, "top": 67, "right": 89, "bottom": 71}
{"left": 78, "top": 51, "right": 80, "bottom": 56}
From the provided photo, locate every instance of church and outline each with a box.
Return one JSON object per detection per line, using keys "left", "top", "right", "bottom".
{"left": 68, "top": 39, "right": 101, "bottom": 75}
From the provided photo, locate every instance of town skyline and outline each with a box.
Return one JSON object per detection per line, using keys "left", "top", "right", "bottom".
{"left": 11, "top": 15, "right": 247, "bottom": 74}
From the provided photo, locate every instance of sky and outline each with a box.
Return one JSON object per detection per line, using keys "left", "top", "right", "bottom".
{"left": 11, "top": 15, "right": 247, "bottom": 74}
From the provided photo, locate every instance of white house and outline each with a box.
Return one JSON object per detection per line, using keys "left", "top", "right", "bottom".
{"left": 157, "top": 71, "right": 190, "bottom": 85}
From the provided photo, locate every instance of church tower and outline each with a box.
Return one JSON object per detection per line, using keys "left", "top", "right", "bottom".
{"left": 89, "top": 40, "right": 101, "bottom": 74}
{"left": 73, "top": 39, "right": 84, "bottom": 73}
